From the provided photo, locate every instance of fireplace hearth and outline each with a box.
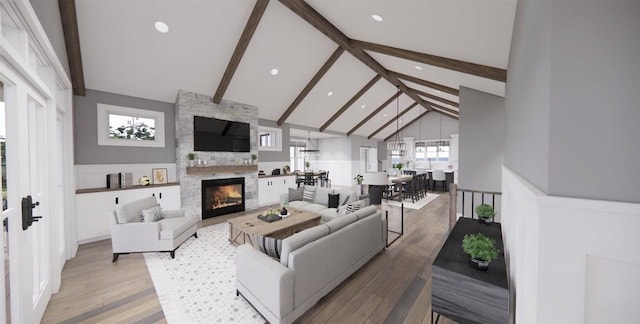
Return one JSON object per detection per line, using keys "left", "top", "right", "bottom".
{"left": 202, "top": 178, "right": 245, "bottom": 219}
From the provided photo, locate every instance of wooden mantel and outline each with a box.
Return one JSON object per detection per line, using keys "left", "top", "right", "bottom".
{"left": 186, "top": 165, "right": 258, "bottom": 175}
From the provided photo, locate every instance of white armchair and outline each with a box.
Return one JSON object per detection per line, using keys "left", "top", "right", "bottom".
{"left": 110, "top": 196, "right": 198, "bottom": 262}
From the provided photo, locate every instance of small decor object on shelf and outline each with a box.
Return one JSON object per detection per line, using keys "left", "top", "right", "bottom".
{"left": 152, "top": 168, "right": 168, "bottom": 184}
{"left": 280, "top": 207, "right": 289, "bottom": 217}
{"left": 138, "top": 176, "right": 150, "bottom": 186}
{"left": 475, "top": 204, "right": 495, "bottom": 224}
{"left": 462, "top": 233, "right": 499, "bottom": 271}
{"left": 283, "top": 165, "right": 291, "bottom": 174}
{"left": 187, "top": 153, "right": 197, "bottom": 167}
{"left": 354, "top": 174, "right": 364, "bottom": 185}
{"left": 251, "top": 154, "right": 257, "bottom": 165}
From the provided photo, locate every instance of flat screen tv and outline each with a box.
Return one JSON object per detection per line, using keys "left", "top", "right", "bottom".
{"left": 193, "top": 116, "right": 250, "bottom": 152}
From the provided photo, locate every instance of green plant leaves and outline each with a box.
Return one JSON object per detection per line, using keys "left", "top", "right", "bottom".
{"left": 462, "top": 233, "right": 499, "bottom": 261}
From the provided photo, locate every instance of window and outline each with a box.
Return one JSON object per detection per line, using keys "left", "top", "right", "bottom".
{"left": 258, "top": 126, "right": 282, "bottom": 151}
{"left": 97, "top": 104, "right": 165, "bottom": 147}
{"left": 290, "top": 141, "right": 306, "bottom": 171}
{"left": 415, "top": 140, "right": 450, "bottom": 162}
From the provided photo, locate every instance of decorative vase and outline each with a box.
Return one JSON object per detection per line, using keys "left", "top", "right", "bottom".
{"left": 188, "top": 160, "right": 196, "bottom": 167}
{"left": 468, "top": 257, "right": 490, "bottom": 271}
{"left": 478, "top": 217, "right": 492, "bottom": 225}
{"left": 355, "top": 184, "right": 363, "bottom": 196}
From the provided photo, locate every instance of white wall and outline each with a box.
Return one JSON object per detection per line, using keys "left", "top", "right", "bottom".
{"left": 502, "top": 167, "right": 640, "bottom": 323}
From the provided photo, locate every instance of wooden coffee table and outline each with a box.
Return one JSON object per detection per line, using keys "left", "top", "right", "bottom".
{"left": 228, "top": 208, "right": 321, "bottom": 247}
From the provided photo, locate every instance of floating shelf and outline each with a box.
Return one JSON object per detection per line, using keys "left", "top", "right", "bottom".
{"left": 186, "top": 165, "right": 258, "bottom": 175}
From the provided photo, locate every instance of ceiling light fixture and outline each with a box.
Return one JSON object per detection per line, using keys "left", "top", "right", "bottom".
{"left": 361, "top": 105, "right": 366, "bottom": 109}
{"left": 154, "top": 21, "right": 169, "bottom": 33}
{"left": 383, "top": 114, "right": 388, "bottom": 117}
{"left": 415, "top": 65, "right": 423, "bottom": 70}
{"left": 270, "top": 68, "right": 279, "bottom": 75}
{"left": 388, "top": 86, "right": 407, "bottom": 156}
{"left": 300, "top": 130, "right": 320, "bottom": 157}
{"left": 327, "top": 91, "right": 333, "bottom": 96}
{"left": 371, "top": 14, "right": 383, "bottom": 22}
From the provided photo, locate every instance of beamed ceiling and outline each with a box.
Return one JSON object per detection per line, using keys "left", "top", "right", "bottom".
{"left": 62, "top": 0, "right": 517, "bottom": 140}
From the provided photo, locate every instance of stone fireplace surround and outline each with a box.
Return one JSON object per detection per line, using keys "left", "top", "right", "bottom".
{"left": 175, "top": 90, "right": 258, "bottom": 219}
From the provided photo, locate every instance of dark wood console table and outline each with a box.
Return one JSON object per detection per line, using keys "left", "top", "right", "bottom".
{"left": 431, "top": 218, "right": 509, "bottom": 323}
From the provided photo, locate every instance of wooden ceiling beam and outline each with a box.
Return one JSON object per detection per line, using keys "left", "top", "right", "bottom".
{"left": 368, "top": 102, "right": 418, "bottom": 139}
{"left": 412, "top": 88, "right": 459, "bottom": 108}
{"left": 352, "top": 39, "right": 507, "bottom": 82}
{"left": 319, "top": 75, "right": 381, "bottom": 132}
{"left": 58, "top": 0, "right": 85, "bottom": 96}
{"left": 278, "top": 47, "right": 344, "bottom": 125}
{"left": 277, "top": 0, "right": 433, "bottom": 115}
{"left": 388, "top": 71, "right": 459, "bottom": 96}
{"left": 428, "top": 102, "right": 460, "bottom": 119}
{"left": 384, "top": 109, "right": 430, "bottom": 142}
{"left": 213, "top": 0, "right": 270, "bottom": 104}
{"left": 347, "top": 91, "right": 401, "bottom": 136}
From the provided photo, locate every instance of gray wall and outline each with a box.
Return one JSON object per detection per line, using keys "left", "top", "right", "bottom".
{"left": 505, "top": 0, "right": 640, "bottom": 203}
{"left": 74, "top": 89, "right": 176, "bottom": 164}
{"left": 351, "top": 135, "right": 382, "bottom": 160}
{"left": 387, "top": 112, "right": 459, "bottom": 141}
{"left": 257, "top": 119, "right": 290, "bottom": 162}
{"left": 29, "top": 0, "right": 70, "bottom": 78}
{"left": 503, "top": 0, "right": 551, "bottom": 193}
{"left": 318, "top": 137, "right": 351, "bottom": 161}
{"left": 458, "top": 87, "right": 505, "bottom": 192}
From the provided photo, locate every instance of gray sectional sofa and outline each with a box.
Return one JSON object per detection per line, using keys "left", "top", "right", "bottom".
{"left": 279, "top": 185, "right": 366, "bottom": 223}
{"left": 236, "top": 205, "right": 386, "bottom": 324}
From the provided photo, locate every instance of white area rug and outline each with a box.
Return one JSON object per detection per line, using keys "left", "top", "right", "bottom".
{"left": 383, "top": 192, "right": 439, "bottom": 210}
{"left": 144, "top": 223, "right": 262, "bottom": 323}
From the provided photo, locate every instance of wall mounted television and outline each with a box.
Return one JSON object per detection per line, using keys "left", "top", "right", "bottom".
{"left": 193, "top": 116, "right": 250, "bottom": 152}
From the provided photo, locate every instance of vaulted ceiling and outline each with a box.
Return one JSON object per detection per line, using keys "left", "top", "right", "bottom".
{"left": 64, "top": 0, "right": 517, "bottom": 140}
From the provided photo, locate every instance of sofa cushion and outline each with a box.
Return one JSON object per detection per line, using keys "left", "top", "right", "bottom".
{"left": 302, "top": 186, "right": 316, "bottom": 202}
{"left": 346, "top": 201, "right": 365, "bottom": 215}
{"left": 288, "top": 201, "right": 311, "bottom": 209}
{"left": 252, "top": 234, "right": 283, "bottom": 259}
{"left": 141, "top": 205, "right": 164, "bottom": 222}
{"left": 320, "top": 208, "right": 339, "bottom": 223}
{"left": 353, "top": 205, "right": 378, "bottom": 220}
{"left": 314, "top": 187, "right": 333, "bottom": 206}
{"left": 288, "top": 187, "right": 304, "bottom": 202}
{"left": 280, "top": 224, "right": 329, "bottom": 266}
{"left": 327, "top": 193, "right": 340, "bottom": 208}
{"left": 325, "top": 214, "right": 357, "bottom": 233}
{"left": 115, "top": 196, "right": 157, "bottom": 224}
{"left": 336, "top": 205, "right": 348, "bottom": 218}
{"left": 158, "top": 216, "right": 198, "bottom": 240}
{"left": 301, "top": 203, "right": 327, "bottom": 214}
{"left": 334, "top": 190, "right": 356, "bottom": 206}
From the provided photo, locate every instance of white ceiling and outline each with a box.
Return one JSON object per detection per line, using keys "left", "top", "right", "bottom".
{"left": 74, "top": 0, "right": 517, "bottom": 140}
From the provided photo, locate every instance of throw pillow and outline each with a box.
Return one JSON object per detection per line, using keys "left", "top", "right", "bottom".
{"left": 302, "top": 186, "right": 316, "bottom": 202}
{"left": 288, "top": 187, "right": 304, "bottom": 201}
{"left": 140, "top": 205, "right": 164, "bottom": 222}
{"left": 345, "top": 202, "right": 361, "bottom": 215}
{"left": 252, "top": 234, "right": 282, "bottom": 259}
{"left": 328, "top": 193, "right": 340, "bottom": 208}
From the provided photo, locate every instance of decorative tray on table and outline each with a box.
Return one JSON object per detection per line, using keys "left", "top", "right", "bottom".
{"left": 258, "top": 214, "right": 282, "bottom": 223}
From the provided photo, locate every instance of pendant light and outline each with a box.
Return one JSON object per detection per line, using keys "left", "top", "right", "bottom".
{"left": 300, "top": 130, "right": 320, "bottom": 157}
{"left": 387, "top": 87, "right": 406, "bottom": 156}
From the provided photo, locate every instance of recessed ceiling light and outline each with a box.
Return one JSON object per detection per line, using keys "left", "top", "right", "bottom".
{"left": 436, "top": 90, "right": 442, "bottom": 93}
{"left": 270, "top": 68, "right": 279, "bottom": 76}
{"left": 399, "top": 119, "right": 403, "bottom": 123}
{"left": 371, "top": 14, "right": 383, "bottom": 22}
{"left": 415, "top": 65, "right": 423, "bottom": 70}
{"left": 154, "top": 21, "right": 169, "bottom": 33}
{"left": 383, "top": 114, "right": 388, "bottom": 117}
{"left": 327, "top": 91, "right": 333, "bottom": 96}
{"left": 361, "top": 105, "right": 366, "bottom": 109}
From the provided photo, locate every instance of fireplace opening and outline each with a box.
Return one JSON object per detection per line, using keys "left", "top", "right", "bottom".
{"left": 202, "top": 177, "right": 245, "bottom": 219}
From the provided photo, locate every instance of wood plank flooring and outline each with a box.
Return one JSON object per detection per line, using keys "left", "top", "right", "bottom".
{"left": 42, "top": 195, "right": 456, "bottom": 323}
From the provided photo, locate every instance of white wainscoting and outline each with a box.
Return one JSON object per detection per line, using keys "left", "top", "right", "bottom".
{"left": 502, "top": 167, "right": 640, "bottom": 324}
{"left": 75, "top": 163, "right": 178, "bottom": 190}
{"left": 314, "top": 160, "right": 359, "bottom": 187}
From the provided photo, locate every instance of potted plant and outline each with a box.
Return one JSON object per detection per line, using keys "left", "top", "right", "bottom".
{"left": 395, "top": 162, "right": 404, "bottom": 174}
{"left": 304, "top": 161, "right": 311, "bottom": 171}
{"left": 251, "top": 154, "right": 257, "bottom": 165}
{"left": 462, "top": 233, "right": 499, "bottom": 271}
{"left": 187, "top": 153, "right": 197, "bottom": 167}
{"left": 354, "top": 174, "right": 364, "bottom": 195}
{"left": 475, "top": 204, "right": 495, "bottom": 224}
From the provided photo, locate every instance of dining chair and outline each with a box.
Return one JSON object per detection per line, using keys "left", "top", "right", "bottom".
{"left": 432, "top": 169, "right": 447, "bottom": 192}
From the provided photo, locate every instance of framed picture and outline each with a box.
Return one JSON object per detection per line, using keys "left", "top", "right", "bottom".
{"left": 152, "top": 168, "right": 168, "bottom": 184}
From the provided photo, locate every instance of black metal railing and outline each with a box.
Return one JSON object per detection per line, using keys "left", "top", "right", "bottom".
{"left": 449, "top": 184, "right": 502, "bottom": 230}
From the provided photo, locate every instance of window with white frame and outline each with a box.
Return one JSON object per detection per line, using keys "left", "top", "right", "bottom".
{"left": 415, "top": 140, "right": 450, "bottom": 162}
{"left": 97, "top": 104, "right": 165, "bottom": 147}
{"left": 258, "top": 126, "right": 282, "bottom": 151}
{"left": 289, "top": 141, "right": 306, "bottom": 171}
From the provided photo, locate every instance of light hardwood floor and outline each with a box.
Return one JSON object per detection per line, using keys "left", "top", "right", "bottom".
{"left": 42, "top": 195, "right": 456, "bottom": 324}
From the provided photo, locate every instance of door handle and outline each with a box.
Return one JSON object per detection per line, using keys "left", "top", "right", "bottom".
{"left": 21, "top": 195, "right": 42, "bottom": 230}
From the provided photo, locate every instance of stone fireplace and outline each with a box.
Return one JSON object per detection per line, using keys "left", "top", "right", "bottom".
{"left": 175, "top": 90, "right": 258, "bottom": 219}
{"left": 201, "top": 178, "right": 245, "bottom": 218}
